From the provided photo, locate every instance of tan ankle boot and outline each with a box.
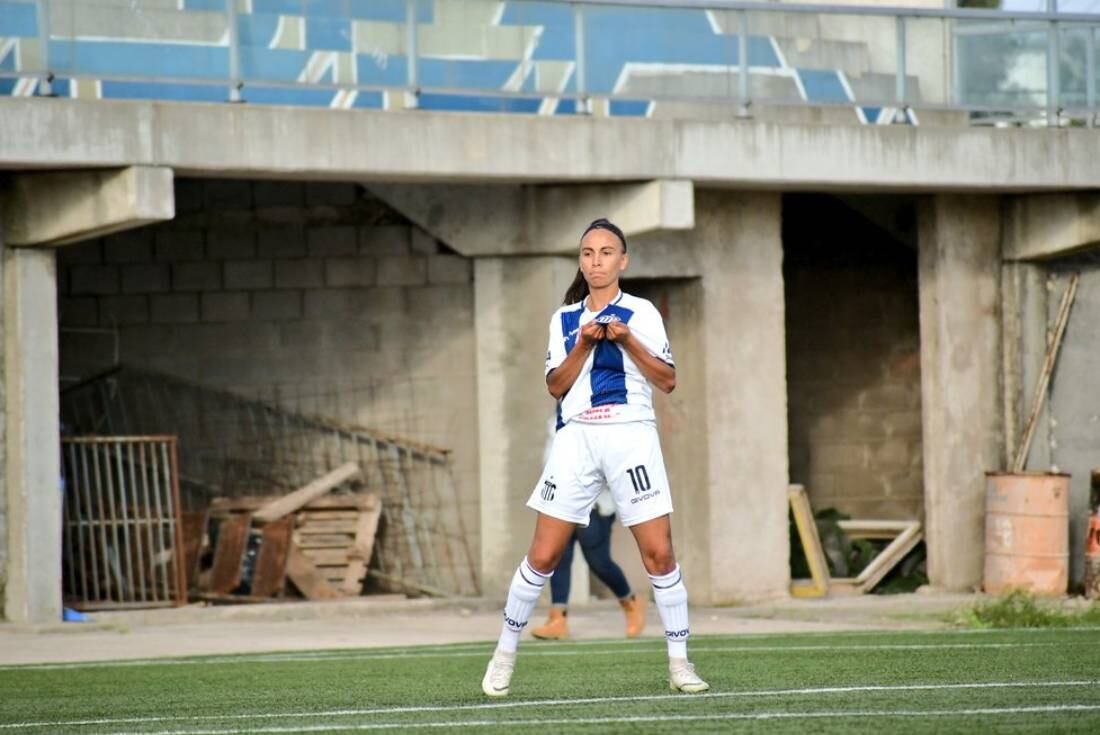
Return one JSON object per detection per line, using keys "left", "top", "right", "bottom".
{"left": 620, "top": 595, "right": 646, "bottom": 638}
{"left": 531, "top": 608, "right": 569, "bottom": 640}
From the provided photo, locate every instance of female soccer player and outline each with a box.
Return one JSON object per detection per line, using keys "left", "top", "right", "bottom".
{"left": 481, "top": 217, "right": 709, "bottom": 697}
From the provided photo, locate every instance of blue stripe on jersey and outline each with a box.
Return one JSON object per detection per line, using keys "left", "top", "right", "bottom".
{"left": 561, "top": 305, "right": 583, "bottom": 355}
{"left": 555, "top": 400, "right": 564, "bottom": 431}
{"left": 590, "top": 304, "right": 634, "bottom": 407}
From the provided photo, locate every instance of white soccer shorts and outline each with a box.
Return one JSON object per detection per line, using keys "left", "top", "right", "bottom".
{"left": 527, "top": 420, "right": 674, "bottom": 528}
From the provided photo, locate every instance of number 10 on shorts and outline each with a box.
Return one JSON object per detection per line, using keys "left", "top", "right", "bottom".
{"left": 626, "top": 465, "right": 651, "bottom": 494}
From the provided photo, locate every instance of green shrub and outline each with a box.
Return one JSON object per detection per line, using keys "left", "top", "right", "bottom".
{"left": 958, "top": 589, "right": 1100, "bottom": 628}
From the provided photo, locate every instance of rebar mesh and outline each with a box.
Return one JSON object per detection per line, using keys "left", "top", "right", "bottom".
{"left": 60, "top": 365, "right": 479, "bottom": 597}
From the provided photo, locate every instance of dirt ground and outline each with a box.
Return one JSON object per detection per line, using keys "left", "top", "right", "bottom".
{"left": 0, "top": 591, "right": 981, "bottom": 666}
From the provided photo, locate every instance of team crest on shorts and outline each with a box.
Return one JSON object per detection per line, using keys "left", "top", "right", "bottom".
{"left": 541, "top": 478, "right": 556, "bottom": 502}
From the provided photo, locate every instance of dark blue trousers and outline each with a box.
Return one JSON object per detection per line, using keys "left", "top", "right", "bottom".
{"left": 550, "top": 510, "right": 633, "bottom": 605}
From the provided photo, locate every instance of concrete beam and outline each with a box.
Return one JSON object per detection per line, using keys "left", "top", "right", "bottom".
{"left": 1003, "top": 192, "right": 1100, "bottom": 261}
{"left": 2, "top": 245, "right": 62, "bottom": 624}
{"left": 368, "top": 180, "right": 694, "bottom": 257}
{"left": 5, "top": 98, "right": 1100, "bottom": 191}
{"left": 918, "top": 195, "right": 1004, "bottom": 592}
{"left": 1, "top": 166, "right": 174, "bottom": 247}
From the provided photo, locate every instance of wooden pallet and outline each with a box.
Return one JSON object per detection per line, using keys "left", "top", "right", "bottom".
{"left": 208, "top": 491, "right": 382, "bottom": 600}
{"left": 788, "top": 484, "right": 923, "bottom": 597}
{"left": 294, "top": 495, "right": 382, "bottom": 596}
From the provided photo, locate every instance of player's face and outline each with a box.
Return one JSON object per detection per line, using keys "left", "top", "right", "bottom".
{"left": 579, "top": 229, "right": 628, "bottom": 289}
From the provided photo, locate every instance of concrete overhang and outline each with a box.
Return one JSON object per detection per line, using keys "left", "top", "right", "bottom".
{"left": 1003, "top": 191, "right": 1100, "bottom": 261}
{"left": 1, "top": 166, "right": 175, "bottom": 247}
{"left": 4, "top": 98, "right": 1100, "bottom": 192}
{"left": 368, "top": 180, "right": 693, "bottom": 256}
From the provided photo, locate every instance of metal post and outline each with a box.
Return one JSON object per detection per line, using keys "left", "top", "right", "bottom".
{"left": 1047, "top": 0, "right": 1060, "bottom": 126}
{"left": 406, "top": 0, "right": 418, "bottom": 109}
{"left": 896, "top": 15, "right": 907, "bottom": 115}
{"left": 1086, "top": 25, "right": 1096, "bottom": 127}
{"left": 573, "top": 2, "right": 588, "bottom": 114}
{"left": 227, "top": 0, "right": 241, "bottom": 102}
{"left": 37, "top": 0, "right": 52, "bottom": 96}
{"left": 737, "top": 9, "right": 750, "bottom": 118}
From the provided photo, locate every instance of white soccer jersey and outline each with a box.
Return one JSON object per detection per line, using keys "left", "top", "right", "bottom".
{"left": 545, "top": 291, "right": 674, "bottom": 427}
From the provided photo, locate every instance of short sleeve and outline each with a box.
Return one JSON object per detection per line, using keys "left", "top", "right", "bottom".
{"left": 630, "top": 303, "right": 674, "bottom": 367}
{"left": 545, "top": 311, "right": 567, "bottom": 376}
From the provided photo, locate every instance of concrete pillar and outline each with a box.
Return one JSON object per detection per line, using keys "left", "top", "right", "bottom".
{"left": 1, "top": 243, "right": 62, "bottom": 623}
{"left": 918, "top": 195, "right": 1003, "bottom": 592}
{"left": 692, "top": 190, "right": 790, "bottom": 603}
{"left": 474, "top": 256, "right": 576, "bottom": 597}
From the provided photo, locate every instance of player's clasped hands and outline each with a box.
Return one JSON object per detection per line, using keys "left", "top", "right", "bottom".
{"left": 580, "top": 319, "right": 631, "bottom": 346}
{"left": 579, "top": 321, "right": 606, "bottom": 347}
{"left": 604, "top": 320, "right": 630, "bottom": 343}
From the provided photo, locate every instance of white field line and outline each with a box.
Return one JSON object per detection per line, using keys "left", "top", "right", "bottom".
{"left": 97, "top": 704, "right": 1100, "bottom": 735}
{"left": 5, "top": 679, "right": 1098, "bottom": 731}
{"left": 7, "top": 638, "right": 1099, "bottom": 672}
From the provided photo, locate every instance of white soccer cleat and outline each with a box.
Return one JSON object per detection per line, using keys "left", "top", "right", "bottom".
{"left": 481, "top": 649, "right": 516, "bottom": 697}
{"left": 669, "top": 660, "right": 710, "bottom": 693}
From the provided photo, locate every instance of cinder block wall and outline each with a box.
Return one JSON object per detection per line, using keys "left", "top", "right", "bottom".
{"left": 55, "top": 178, "right": 480, "bottom": 568}
{"left": 784, "top": 195, "right": 924, "bottom": 520}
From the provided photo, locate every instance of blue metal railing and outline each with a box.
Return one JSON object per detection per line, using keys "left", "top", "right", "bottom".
{"left": 0, "top": 0, "right": 1096, "bottom": 126}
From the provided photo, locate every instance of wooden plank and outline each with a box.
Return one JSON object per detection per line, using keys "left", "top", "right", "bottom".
{"left": 179, "top": 510, "right": 208, "bottom": 590}
{"left": 1014, "top": 273, "right": 1078, "bottom": 472}
{"left": 293, "top": 533, "right": 355, "bottom": 549}
{"left": 296, "top": 520, "right": 360, "bottom": 534}
{"left": 837, "top": 520, "right": 913, "bottom": 539}
{"left": 209, "top": 513, "right": 251, "bottom": 594}
{"left": 301, "top": 548, "right": 350, "bottom": 566}
{"left": 252, "top": 462, "right": 362, "bottom": 523}
{"left": 787, "top": 485, "right": 830, "bottom": 598}
{"left": 210, "top": 494, "right": 377, "bottom": 514}
{"left": 856, "top": 524, "right": 923, "bottom": 592}
{"left": 285, "top": 544, "right": 344, "bottom": 600}
{"left": 296, "top": 510, "right": 362, "bottom": 522}
{"left": 251, "top": 518, "right": 293, "bottom": 598}
{"left": 343, "top": 497, "right": 383, "bottom": 595}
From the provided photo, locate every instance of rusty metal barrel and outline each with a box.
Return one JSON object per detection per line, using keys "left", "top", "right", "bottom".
{"left": 984, "top": 472, "right": 1070, "bottom": 596}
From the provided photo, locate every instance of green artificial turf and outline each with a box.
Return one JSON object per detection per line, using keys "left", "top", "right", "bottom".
{"left": 2, "top": 628, "right": 1099, "bottom": 733}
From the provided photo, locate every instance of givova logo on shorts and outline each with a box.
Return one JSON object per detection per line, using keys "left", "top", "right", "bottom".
{"left": 541, "top": 479, "right": 556, "bottom": 502}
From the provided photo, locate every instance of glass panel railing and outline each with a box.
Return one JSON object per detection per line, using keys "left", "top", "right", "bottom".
{"left": 904, "top": 17, "right": 951, "bottom": 110}
{"left": 1, "top": 0, "right": 1096, "bottom": 126}
{"left": 44, "top": 0, "right": 230, "bottom": 100}
{"left": 955, "top": 19, "right": 1050, "bottom": 113}
{"left": 414, "top": 0, "right": 550, "bottom": 114}
{"left": 1056, "top": 23, "right": 1098, "bottom": 112}
{"left": 747, "top": 8, "right": 902, "bottom": 124}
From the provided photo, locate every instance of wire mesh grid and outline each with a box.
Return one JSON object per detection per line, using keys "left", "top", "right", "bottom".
{"left": 60, "top": 366, "right": 479, "bottom": 598}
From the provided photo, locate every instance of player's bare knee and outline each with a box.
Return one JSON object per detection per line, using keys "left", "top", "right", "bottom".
{"left": 525, "top": 549, "right": 559, "bottom": 575}
{"left": 642, "top": 548, "right": 676, "bottom": 576}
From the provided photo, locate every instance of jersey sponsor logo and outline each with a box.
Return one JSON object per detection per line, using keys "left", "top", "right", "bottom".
{"left": 666, "top": 628, "right": 690, "bottom": 639}
{"left": 503, "top": 613, "right": 528, "bottom": 631}
{"left": 593, "top": 313, "right": 621, "bottom": 325}
{"left": 578, "top": 405, "right": 618, "bottom": 421}
{"left": 541, "top": 479, "right": 556, "bottom": 502}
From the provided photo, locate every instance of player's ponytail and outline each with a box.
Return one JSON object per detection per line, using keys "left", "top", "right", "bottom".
{"left": 562, "top": 269, "right": 589, "bottom": 305}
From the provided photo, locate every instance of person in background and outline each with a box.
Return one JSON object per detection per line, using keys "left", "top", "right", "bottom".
{"left": 531, "top": 487, "right": 646, "bottom": 640}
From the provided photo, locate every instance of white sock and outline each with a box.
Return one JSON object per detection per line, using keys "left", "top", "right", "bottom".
{"left": 649, "top": 564, "right": 690, "bottom": 660}
{"left": 497, "top": 557, "right": 552, "bottom": 653}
